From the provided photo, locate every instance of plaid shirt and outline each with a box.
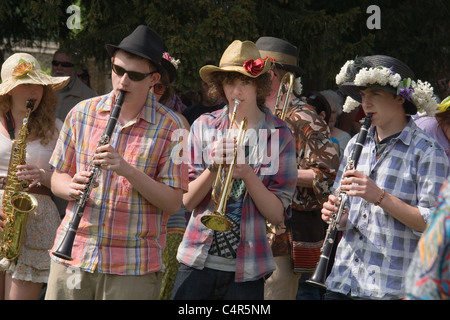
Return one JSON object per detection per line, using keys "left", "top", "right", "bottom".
{"left": 326, "top": 119, "right": 449, "bottom": 299}
{"left": 176, "top": 106, "right": 298, "bottom": 282}
{"left": 50, "top": 91, "right": 188, "bottom": 275}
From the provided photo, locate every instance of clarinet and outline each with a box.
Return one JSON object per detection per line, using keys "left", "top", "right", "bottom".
{"left": 306, "top": 113, "right": 372, "bottom": 289}
{"left": 53, "top": 90, "right": 126, "bottom": 260}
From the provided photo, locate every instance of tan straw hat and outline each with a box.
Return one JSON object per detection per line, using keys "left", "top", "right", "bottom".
{"left": 199, "top": 40, "right": 271, "bottom": 83}
{"left": 0, "top": 52, "right": 70, "bottom": 96}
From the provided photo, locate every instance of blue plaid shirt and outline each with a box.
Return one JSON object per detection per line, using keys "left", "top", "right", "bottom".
{"left": 326, "top": 119, "right": 449, "bottom": 299}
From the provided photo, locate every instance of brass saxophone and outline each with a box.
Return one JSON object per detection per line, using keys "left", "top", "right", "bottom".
{"left": 0, "top": 101, "right": 38, "bottom": 269}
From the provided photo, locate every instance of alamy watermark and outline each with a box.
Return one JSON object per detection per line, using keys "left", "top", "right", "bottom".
{"left": 367, "top": 5, "right": 381, "bottom": 30}
{"left": 66, "top": 5, "right": 81, "bottom": 30}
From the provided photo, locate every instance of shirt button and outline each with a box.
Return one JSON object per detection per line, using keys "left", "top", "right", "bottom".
{"left": 355, "top": 257, "right": 359, "bottom": 263}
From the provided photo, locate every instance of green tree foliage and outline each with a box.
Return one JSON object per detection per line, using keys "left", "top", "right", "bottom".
{"left": 0, "top": 0, "right": 448, "bottom": 98}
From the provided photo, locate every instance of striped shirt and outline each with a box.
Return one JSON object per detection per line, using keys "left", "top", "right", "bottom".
{"left": 176, "top": 106, "right": 298, "bottom": 282}
{"left": 49, "top": 91, "right": 189, "bottom": 275}
{"left": 326, "top": 119, "right": 449, "bottom": 299}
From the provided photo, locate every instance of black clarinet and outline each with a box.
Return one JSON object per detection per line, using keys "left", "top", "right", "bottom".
{"left": 53, "top": 90, "right": 126, "bottom": 260}
{"left": 306, "top": 113, "right": 372, "bottom": 289}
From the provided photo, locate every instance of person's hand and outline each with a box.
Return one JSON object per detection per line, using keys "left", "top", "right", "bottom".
{"left": 68, "top": 170, "right": 97, "bottom": 200}
{"left": 92, "top": 144, "right": 132, "bottom": 177}
{"left": 16, "top": 164, "right": 43, "bottom": 188}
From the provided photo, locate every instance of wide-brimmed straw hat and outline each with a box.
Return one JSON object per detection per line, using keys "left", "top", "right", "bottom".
{"left": 105, "top": 25, "right": 167, "bottom": 74}
{"left": 199, "top": 40, "right": 271, "bottom": 83}
{"left": 336, "top": 55, "right": 438, "bottom": 116}
{"left": 255, "top": 36, "right": 303, "bottom": 77}
{"left": 0, "top": 53, "right": 70, "bottom": 96}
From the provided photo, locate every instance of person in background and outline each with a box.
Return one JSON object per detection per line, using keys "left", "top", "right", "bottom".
{"left": 322, "top": 55, "right": 448, "bottom": 300}
{"left": 321, "top": 89, "right": 352, "bottom": 160}
{"left": 51, "top": 49, "right": 97, "bottom": 220}
{"left": 182, "top": 79, "right": 225, "bottom": 126}
{"left": 415, "top": 95, "right": 450, "bottom": 163}
{"left": 405, "top": 175, "right": 450, "bottom": 300}
{"left": 152, "top": 51, "right": 190, "bottom": 300}
{"left": 171, "top": 40, "right": 297, "bottom": 300}
{"left": 45, "top": 25, "right": 188, "bottom": 300}
{"left": 0, "top": 52, "right": 69, "bottom": 299}
{"left": 256, "top": 36, "right": 339, "bottom": 300}
{"left": 51, "top": 49, "right": 97, "bottom": 122}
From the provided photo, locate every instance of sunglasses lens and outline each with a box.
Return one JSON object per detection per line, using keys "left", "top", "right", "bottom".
{"left": 112, "top": 64, "right": 151, "bottom": 82}
{"left": 127, "top": 71, "right": 146, "bottom": 81}
{"left": 52, "top": 60, "right": 74, "bottom": 67}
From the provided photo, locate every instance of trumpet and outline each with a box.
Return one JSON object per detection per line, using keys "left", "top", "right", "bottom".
{"left": 306, "top": 113, "right": 372, "bottom": 289}
{"left": 267, "top": 72, "right": 295, "bottom": 242}
{"left": 274, "top": 72, "right": 295, "bottom": 120}
{"left": 201, "top": 99, "right": 247, "bottom": 232}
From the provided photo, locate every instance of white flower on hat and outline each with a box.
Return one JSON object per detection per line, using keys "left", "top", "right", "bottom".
{"left": 354, "top": 66, "right": 402, "bottom": 88}
{"left": 335, "top": 60, "right": 354, "bottom": 85}
{"left": 342, "top": 96, "right": 360, "bottom": 113}
{"left": 349, "top": 66, "right": 438, "bottom": 116}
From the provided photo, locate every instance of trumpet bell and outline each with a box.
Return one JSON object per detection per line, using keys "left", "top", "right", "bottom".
{"left": 201, "top": 214, "right": 232, "bottom": 232}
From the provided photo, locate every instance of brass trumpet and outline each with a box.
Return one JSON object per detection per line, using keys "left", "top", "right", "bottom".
{"left": 201, "top": 99, "right": 247, "bottom": 232}
{"left": 274, "top": 72, "right": 295, "bottom": 121}
{"left": 267, "top": 72, "right": 295, "bottom": 242}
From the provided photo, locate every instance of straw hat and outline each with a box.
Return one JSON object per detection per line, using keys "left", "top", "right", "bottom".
{"left": 0, "top": 53, "right": 70, "bottom": 96}
{"left": 255, "top": 36, "right": 303, "bottom": 76}
{"left": 199, "top": 40, "right": 271, "bottom": 83}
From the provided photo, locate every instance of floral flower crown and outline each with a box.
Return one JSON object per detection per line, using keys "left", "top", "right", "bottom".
{"left": 336, "top": 60, "right": 439, "bottom": 116}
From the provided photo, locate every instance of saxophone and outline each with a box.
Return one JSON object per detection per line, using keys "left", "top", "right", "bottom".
{"left": 0, "top": 101, "right": 38, "bottom": 269}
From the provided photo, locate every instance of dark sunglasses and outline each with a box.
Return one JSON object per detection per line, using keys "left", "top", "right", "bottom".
{"left": 112, "top": 64, "right": 156, "bottom": 82}
{"left": 52, "top": 60, "right": 74, "bottom": 68}
{"left": 153, "top": 83, "right": 168, "bottom": 95}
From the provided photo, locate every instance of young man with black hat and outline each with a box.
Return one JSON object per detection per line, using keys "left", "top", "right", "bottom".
{"left": 45, "top": 25, "right": 188, "bottom": 300}
{"left": 321, "top": 55, "right": 449, "bottom": 300}
{"left": 256, "top": 36, "right": 340, "bottom": 300}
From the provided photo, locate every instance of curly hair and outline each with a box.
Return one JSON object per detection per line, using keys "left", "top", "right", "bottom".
{"left": 206, "top": 71, "right": 271, "bottom": 109}
{"left": 0, "top": 86, "right": 59, "bottom": 146}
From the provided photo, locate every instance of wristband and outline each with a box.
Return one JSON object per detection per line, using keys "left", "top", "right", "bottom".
{"left": 374, "top": 189, "right": 385, "bottom": 206}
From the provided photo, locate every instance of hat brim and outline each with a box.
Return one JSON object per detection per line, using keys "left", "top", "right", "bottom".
{"left": 0, "top": 73, "right": 70, "bottom": 96}
{"left": 339, "top": 82, "right": 417, "bottom": 115}
{"left": 272, "top": 62, "right": 303, "bottom": 77}
{"left": 199, "top": 61, "right": 271, "bottom": 83}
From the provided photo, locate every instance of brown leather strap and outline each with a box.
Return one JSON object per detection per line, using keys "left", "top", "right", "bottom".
{"left": 0, "top": 177, "right": 52, "bottom": 196}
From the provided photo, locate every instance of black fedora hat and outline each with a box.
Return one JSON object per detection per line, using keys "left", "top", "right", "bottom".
{"left": 255, "top": 36, "right": 303, "bottom": 76}
{"left": 105, "top": 25, "right": 167, "bottom": 73}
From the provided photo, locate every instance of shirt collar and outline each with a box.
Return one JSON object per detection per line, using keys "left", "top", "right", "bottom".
{"left": 97, "top": 91, "right": 157, "bottom": 124}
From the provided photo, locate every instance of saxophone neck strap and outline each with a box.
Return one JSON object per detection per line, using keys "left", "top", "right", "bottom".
{"left": 5, "top": 111, "right": 15, "bottom": 139}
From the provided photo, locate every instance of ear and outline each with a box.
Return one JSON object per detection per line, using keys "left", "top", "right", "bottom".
{"left": 394, "top": 94, "right": 405, "bottom": 105}
{"left": 152, "top": 72, "right": 161, "bottom": 83}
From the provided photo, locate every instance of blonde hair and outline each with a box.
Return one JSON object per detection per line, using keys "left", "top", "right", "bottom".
{"left": 0, "top": 85, "right": 59, "bottom": 145}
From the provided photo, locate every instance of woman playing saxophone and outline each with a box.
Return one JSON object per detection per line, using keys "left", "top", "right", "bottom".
{"left": 0, "top": 53, "right": 69, "bottom": 300}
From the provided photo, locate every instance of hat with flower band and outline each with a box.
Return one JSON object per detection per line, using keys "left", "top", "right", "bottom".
{"left": 0, "top": 52, "right": 70, "bottom": 96}
{"left": 161, "top": 52, "right": 180, "bottom": 83}
{"left": 199, "top": 40, "right": 272, "bottom": 83}
{"left": 336, "top": 55, "right": 439, "bottom": 116}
